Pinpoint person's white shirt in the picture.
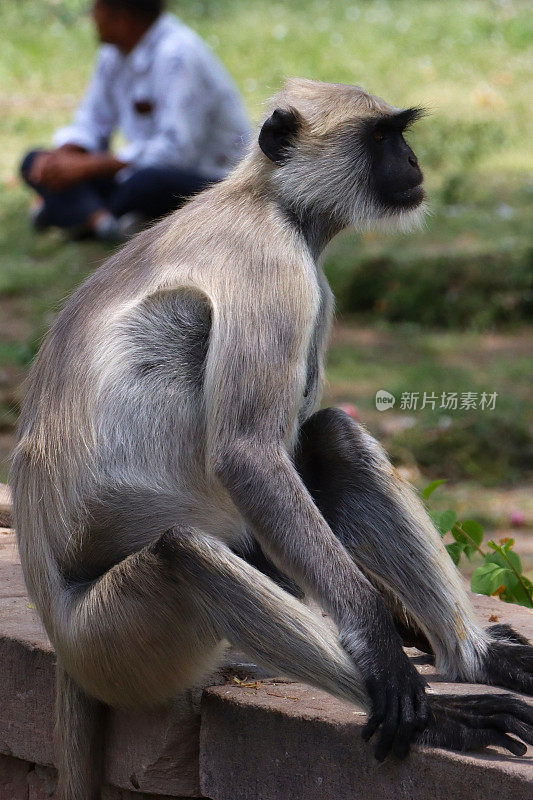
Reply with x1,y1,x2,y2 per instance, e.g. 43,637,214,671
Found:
53,13,250,179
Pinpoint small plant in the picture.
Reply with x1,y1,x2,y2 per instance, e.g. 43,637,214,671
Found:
422,480,533,609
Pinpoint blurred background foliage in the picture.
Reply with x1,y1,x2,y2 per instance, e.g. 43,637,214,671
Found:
0,1,532,536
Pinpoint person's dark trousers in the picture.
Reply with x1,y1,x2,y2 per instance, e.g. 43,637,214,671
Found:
20,149,218,230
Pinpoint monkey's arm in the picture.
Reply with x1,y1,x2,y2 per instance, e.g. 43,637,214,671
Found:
204,292,428,757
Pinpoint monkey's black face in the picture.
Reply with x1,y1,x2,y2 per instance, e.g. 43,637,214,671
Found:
259,100,427,234
365,108,425,212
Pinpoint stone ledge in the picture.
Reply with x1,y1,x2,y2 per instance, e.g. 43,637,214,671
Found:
200,679,533,800
0,753,193,800
2,507,533,798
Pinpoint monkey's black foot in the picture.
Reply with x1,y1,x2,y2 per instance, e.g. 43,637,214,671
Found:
488,623,531,647
417,692,533,757
480,624,533,696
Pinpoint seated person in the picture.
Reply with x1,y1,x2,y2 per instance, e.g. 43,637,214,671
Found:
21,0,250,241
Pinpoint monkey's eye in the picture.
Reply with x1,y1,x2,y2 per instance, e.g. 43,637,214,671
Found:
372,129,386,143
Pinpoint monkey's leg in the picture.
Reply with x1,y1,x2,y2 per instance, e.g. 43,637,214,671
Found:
296,408,533,694
59,524,368,711
369,579,433,655
234,536,305,599
58,525,533,762
240,538,430,648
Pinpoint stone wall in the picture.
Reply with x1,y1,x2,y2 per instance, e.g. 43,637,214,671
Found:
0,754,188,800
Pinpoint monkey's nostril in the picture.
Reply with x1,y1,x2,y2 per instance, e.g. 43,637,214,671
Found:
408,155,418,168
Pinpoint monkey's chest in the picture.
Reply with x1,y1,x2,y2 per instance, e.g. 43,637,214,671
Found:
299,275,332,422
301,339,320,406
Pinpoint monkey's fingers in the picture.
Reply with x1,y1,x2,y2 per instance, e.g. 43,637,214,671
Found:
421,694,533,756
421,716,527,757
435,704,533,748
483,643,533,695
414,688,430,731
460,730,527,756
391,683,430,759
373,690,400,762
479,714,533,746
363,677,429,762
433,693,533,726
361,682,387,743
479,630,533,696
391,692,415,760
504,644,533,671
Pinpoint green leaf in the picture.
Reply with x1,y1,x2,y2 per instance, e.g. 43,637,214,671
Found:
471,562,507,596
485,547,533,608
516,576,533,609
461,520,484,546
421,480,446,500
464,544,477,560
451,521,483,560
499,571,527,605
451,527,473,559
452,525,467,544
485,542,522,574
446,542,464,565
502,580,533,608
429,509,457,536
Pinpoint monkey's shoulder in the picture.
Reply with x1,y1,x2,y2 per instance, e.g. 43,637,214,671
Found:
118,287,212,389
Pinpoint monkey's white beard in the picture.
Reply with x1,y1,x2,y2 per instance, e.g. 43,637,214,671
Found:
349,197,429,235
273,159,429,240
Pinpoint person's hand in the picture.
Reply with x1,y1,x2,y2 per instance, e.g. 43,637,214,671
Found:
28,152,52,186
29,150,91,191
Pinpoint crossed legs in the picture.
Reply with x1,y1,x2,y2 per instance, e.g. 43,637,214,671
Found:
54,525,367,800
20,149,218,232
57,525,367,711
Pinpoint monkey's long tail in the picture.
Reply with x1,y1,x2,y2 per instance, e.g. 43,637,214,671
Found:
55,661,106,800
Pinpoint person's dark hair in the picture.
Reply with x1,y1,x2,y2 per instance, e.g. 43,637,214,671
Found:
100,0,165,23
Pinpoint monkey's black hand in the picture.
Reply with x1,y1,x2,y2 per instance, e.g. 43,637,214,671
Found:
479,624,533,696
417,692,533,756
360,659,428,761
344,616,429,761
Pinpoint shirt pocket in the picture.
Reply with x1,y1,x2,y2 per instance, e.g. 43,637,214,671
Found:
130,75,157,136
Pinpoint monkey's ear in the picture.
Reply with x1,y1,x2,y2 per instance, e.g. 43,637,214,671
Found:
258,108,302,165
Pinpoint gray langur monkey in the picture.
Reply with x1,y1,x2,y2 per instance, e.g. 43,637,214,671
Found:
11,79,533,799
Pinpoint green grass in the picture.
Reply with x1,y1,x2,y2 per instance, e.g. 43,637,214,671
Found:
324,324,533,485
1,1,532,173
1,0,531,299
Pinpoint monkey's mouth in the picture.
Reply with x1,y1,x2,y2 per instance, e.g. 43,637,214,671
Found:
389,184,425,208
